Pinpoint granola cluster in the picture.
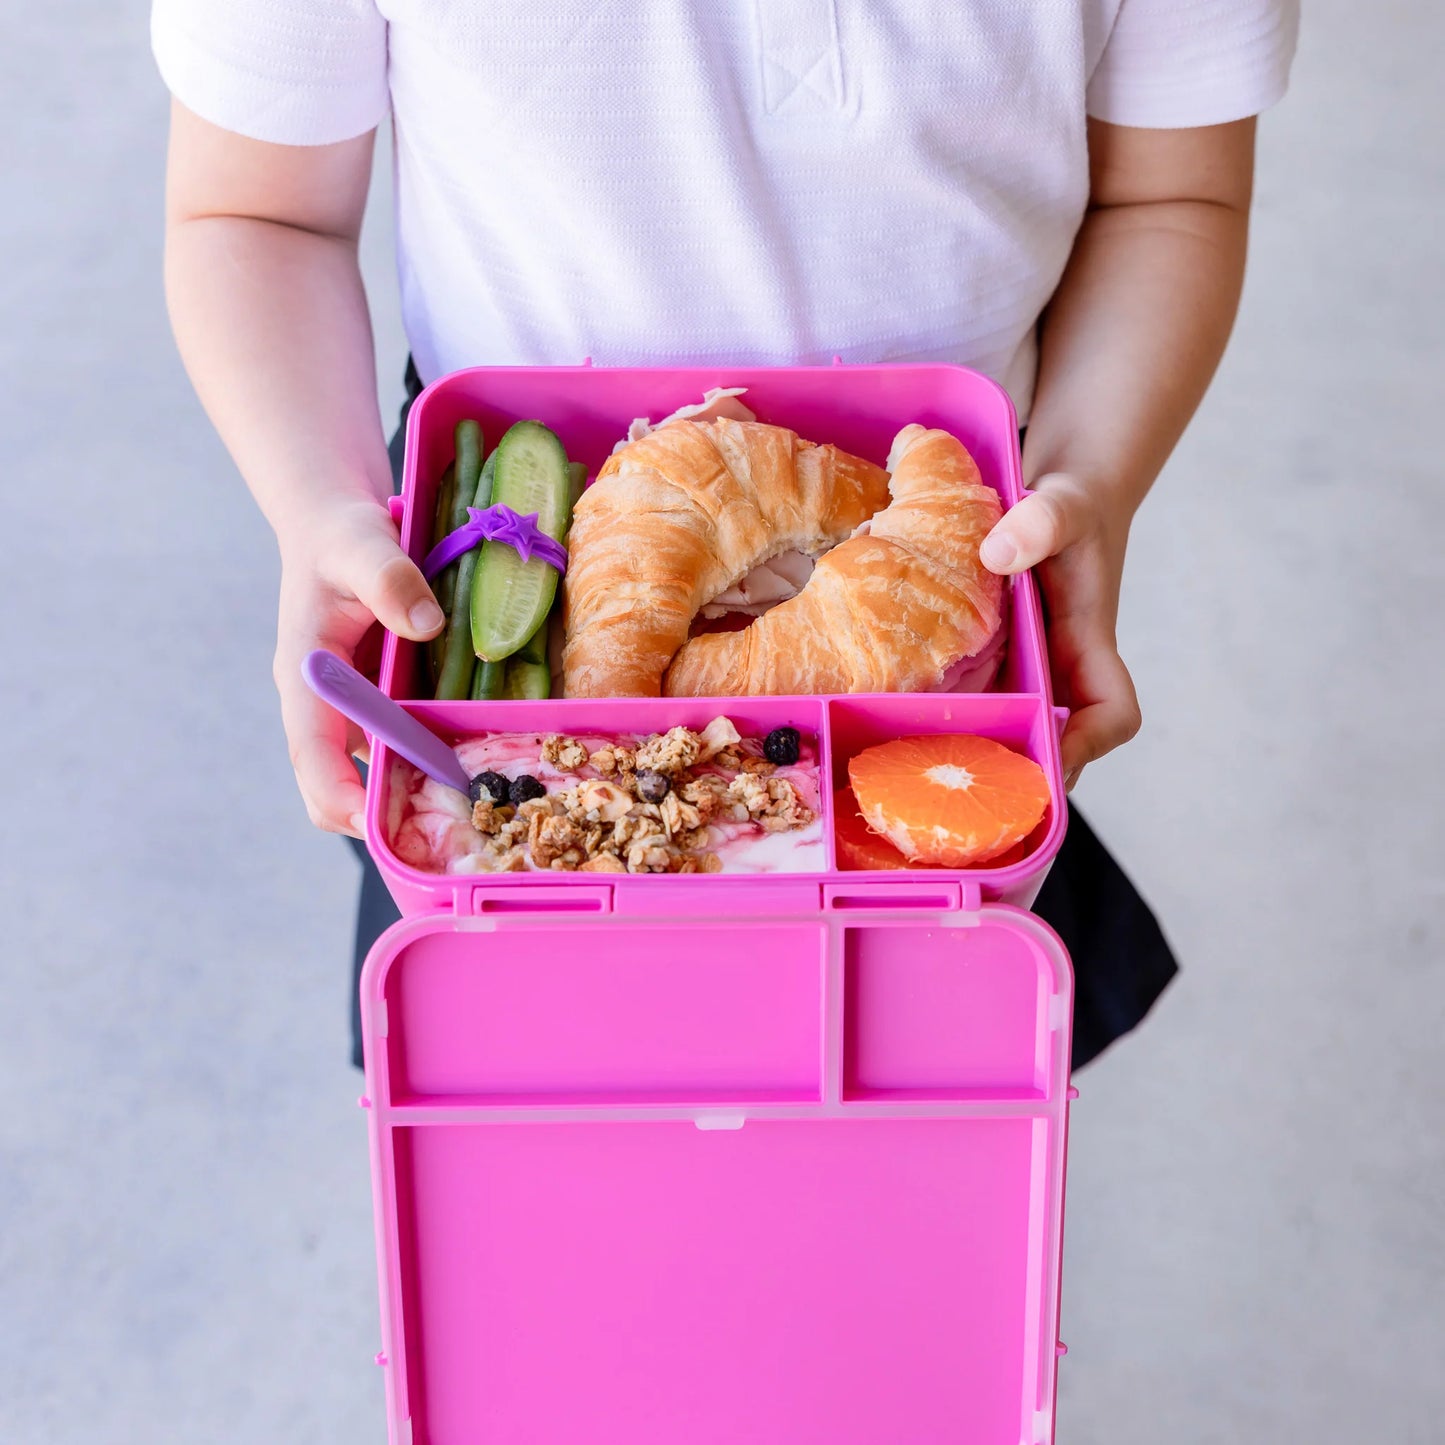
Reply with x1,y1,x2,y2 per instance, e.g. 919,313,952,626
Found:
468,718,813,874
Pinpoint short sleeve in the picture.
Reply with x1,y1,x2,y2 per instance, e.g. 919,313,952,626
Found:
151,0,388,145
1086,0,1301,129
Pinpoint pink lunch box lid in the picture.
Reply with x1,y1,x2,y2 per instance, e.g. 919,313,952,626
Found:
360,898,1073,1445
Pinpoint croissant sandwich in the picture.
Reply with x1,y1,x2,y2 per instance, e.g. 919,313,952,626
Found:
562,419,890,696
561,419,1004,698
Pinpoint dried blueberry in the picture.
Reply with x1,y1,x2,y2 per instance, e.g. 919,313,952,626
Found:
469,771,510,806
636,769,671,803
763,726,801,766
508,774,547,806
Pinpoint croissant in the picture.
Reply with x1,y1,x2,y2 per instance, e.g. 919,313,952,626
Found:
663,425,1003,696
562,419,891,697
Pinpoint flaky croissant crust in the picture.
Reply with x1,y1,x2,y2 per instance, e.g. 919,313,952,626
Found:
562,419,891,697
664,425,1003,697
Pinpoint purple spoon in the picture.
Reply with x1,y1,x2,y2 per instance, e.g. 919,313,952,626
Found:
301,650,472,796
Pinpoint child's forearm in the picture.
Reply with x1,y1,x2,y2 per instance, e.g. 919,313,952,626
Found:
983,119,1256,779
162,105,444,835
164,214,392,546
1022,119,1255,519
1023,201,1248,515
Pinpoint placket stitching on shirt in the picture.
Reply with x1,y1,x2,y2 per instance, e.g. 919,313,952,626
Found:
753,0,846,116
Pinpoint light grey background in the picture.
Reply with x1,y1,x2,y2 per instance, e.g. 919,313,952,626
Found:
2,3,1441,1442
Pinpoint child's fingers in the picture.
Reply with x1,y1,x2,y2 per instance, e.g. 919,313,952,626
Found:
980,473,1094,574
274,649,369,836
994,476,1138,780
336,515,446,641
1058,638,1143,779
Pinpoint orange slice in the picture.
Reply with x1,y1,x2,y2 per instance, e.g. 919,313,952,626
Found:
848,734,1050,868
834,786,912,870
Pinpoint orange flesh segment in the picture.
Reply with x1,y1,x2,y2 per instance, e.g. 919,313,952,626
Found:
833,786,912,870
847,734,1049,868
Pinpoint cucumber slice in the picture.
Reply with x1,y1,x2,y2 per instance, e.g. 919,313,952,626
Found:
470,658,506,700
470,422,572,663
503,657,551,700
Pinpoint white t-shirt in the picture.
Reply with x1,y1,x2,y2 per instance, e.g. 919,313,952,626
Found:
152,0,1298,421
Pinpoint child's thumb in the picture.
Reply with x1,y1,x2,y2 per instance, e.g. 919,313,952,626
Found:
979,473,1093,574
342,522,446,639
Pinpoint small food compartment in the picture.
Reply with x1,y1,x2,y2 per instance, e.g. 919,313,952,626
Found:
841,917,1065,1100
377,919,827,1105
381,362,1045,704
825,693,1064,877
367,695,834,908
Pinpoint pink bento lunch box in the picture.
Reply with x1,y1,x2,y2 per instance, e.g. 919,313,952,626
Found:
357,363,1077,1445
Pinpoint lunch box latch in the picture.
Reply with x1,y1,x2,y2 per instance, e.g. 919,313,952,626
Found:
822,881,981,917
456,883,614,919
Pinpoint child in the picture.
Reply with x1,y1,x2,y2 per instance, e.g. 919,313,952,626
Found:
153,0,1298,1067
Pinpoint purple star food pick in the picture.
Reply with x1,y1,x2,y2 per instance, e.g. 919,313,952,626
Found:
421,504,569,581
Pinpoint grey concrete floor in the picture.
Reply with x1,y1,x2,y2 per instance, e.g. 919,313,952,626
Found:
2,3,1442,1442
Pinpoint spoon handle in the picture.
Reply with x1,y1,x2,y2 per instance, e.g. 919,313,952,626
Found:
301,651,472,796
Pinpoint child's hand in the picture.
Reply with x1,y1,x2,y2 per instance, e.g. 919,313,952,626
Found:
274,499,445,837
162,105,440,837
980,473,1141,791
980,119,1257,790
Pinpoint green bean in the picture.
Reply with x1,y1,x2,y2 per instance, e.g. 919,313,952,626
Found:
426,463,458,685
471,432,497,511
452,422,484,522
433,463,458,545
429,438,482,683
470,658,506,700
502,657,550,700
514,619,548,668
433,429,491,700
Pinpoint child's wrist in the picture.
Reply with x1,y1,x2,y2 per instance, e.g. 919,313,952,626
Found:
1026,459,1139,530
1025,451,1149,532
273,501,381,579
271,481,394,559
